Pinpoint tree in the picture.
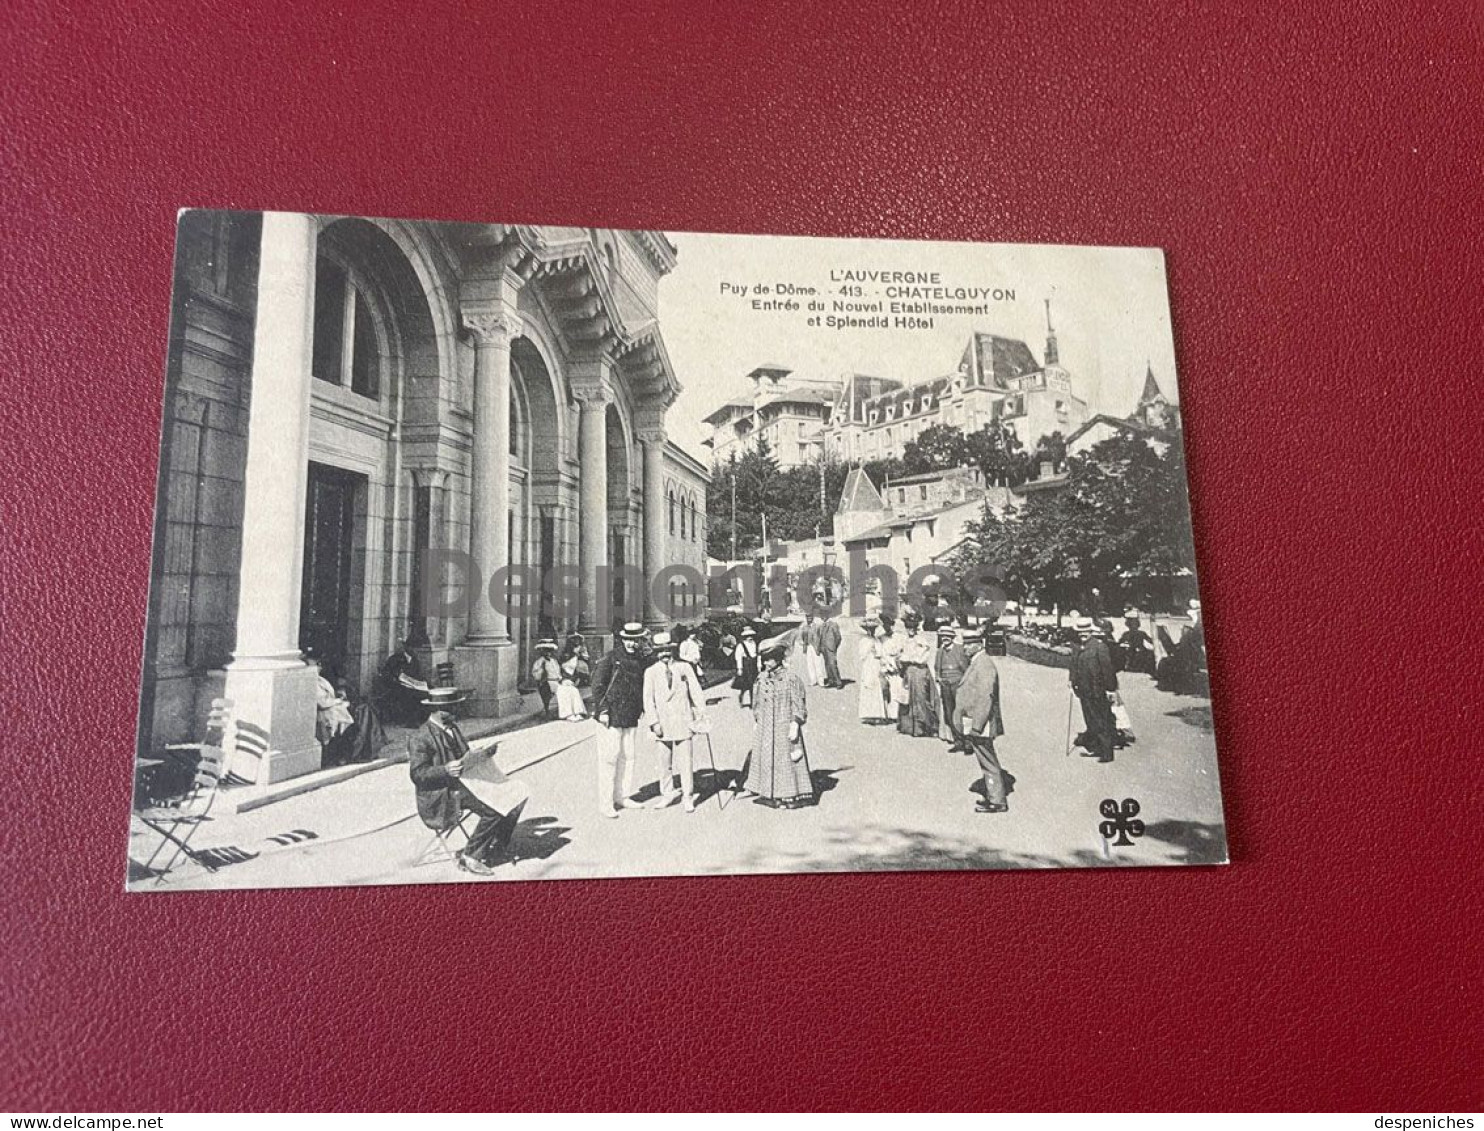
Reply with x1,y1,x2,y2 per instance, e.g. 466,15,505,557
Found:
964,423,1025,486
901,423,969,474
706,440,781,559
945,425,1195,618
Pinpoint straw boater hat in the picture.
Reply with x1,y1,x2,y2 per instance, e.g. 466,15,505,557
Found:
651,631,676,653
617,621,647,641
536,637,557,651
740,626,758,639
1073,617,1096,634
421,686,468,708
937,624,958,639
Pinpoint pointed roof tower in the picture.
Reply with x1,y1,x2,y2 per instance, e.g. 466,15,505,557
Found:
1044,298,1059,367
836,466,887,515
1138,360,1162,406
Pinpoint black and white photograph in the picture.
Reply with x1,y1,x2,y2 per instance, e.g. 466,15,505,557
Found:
128,212,1226,889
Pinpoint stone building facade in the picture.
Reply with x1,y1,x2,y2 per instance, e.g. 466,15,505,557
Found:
661,440,710,619
701,313,1089,473
141,211,695,783
701,364,848,468
1066,364,1180,459
827,320,1088,464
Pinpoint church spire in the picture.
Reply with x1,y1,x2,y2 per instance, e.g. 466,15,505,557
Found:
1044,298,1059,366
1139,359,1162,405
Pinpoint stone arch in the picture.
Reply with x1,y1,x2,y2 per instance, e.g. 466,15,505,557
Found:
511,336,563,472
315,217,457,426
301,218,456,688
604,402,635,619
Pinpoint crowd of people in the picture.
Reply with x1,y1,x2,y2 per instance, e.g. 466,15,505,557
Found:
386,595,1203,876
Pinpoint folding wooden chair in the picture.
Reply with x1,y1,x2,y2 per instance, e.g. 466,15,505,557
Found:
412,811,474,868
135,740,229,882
224,719,273,785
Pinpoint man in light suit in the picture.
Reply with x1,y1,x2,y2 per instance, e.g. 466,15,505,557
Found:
955,629,1009,813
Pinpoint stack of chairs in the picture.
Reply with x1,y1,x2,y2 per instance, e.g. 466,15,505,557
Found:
135,698,233,882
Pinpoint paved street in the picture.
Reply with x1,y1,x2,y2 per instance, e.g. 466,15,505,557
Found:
132,624,1226,890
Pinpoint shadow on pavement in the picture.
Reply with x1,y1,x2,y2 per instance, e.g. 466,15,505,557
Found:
726,823,1124,874
507,815,570,863
1165,704,1214,731
1139,818,1228,864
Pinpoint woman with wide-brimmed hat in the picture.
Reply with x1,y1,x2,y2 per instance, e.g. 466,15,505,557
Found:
733,625,760,708
530,637,562,720
740,634,814,808
895,606,940,738
856,618,889,724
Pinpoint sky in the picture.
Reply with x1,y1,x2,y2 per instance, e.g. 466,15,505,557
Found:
657,231,1181,461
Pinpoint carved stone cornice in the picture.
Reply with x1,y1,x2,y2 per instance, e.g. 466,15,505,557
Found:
572,385,612,409
409,466,451,490
462,310,515,346
568,350,616,407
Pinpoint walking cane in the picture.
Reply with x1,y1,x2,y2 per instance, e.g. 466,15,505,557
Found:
698,731,729,812
1065,685,1076,757
795,728,817,799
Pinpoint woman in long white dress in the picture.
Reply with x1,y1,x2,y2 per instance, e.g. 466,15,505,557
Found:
857,623,890,724
555,650,588,720
879,616,905,720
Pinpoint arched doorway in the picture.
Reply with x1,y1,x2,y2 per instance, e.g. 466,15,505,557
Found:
605,403,635,625
300,218,443,695
509,337,562,680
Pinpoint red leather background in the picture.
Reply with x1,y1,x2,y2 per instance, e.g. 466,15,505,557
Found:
3,0,1482,1112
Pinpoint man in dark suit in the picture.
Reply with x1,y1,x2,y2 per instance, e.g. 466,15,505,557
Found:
818,613,843,688
955,629,1008,813
408,687,528,875
1070,618,1119,763
933,624,969,752
373,639,430,726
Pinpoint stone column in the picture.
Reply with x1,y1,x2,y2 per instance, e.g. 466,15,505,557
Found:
639,428,667,628
222,211,321,784
451,304,521,717
465,313,513,643
576,389,610,636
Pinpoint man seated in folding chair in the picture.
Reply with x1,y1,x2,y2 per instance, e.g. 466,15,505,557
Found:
408,686,531,876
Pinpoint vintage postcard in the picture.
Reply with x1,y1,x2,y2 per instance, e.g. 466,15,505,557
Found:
128,211,1226,890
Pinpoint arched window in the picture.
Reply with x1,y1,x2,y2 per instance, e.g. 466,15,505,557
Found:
312,256,380,399
668,489,676,535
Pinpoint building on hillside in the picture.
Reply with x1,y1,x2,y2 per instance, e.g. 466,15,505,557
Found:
1066,363,1181,459
770,465,1012,605
825,306,1089,463
837,467,1014,583
142,212,690,785
700,364,848,468
701,308,1093,474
